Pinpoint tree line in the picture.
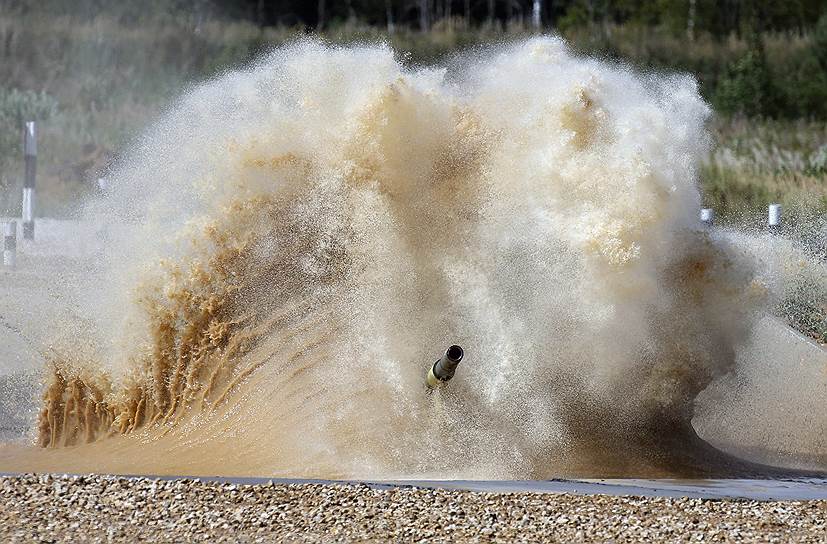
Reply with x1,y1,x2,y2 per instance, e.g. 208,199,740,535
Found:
3,0,826,37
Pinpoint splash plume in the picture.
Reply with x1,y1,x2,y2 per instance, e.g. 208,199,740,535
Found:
34,37,776,478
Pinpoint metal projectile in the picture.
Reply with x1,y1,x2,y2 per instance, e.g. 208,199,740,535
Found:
426,345,464,389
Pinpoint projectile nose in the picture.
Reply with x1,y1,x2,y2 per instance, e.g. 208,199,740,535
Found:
446,345,463,362
426,345,465,389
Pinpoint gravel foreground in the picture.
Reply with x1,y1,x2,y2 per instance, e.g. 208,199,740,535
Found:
1,474,826,543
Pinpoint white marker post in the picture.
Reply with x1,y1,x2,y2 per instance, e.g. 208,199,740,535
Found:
22,121,37,240
700,208,714,227
768,203,782,232
532,0,542,29
3,221,16,268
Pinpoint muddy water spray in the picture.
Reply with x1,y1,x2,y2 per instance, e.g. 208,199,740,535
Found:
34,38,772,478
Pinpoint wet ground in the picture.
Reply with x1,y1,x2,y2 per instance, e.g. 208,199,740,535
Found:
389,477,827,500
3,471,826,500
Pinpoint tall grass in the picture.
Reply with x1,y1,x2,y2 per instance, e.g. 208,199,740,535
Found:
702,118,827,221
0,9,823,343
0,10,824,222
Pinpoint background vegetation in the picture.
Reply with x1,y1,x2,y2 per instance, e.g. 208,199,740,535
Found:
2,0,826,217
0,0,824,340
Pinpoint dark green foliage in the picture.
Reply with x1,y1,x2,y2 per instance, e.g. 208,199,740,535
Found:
780,49,827,119
713,48,777,117
0,88,58,215
0,88,58,176
814,11,827,72
1,0,826,35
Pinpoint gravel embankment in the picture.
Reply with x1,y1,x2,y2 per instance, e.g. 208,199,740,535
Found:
1,474,825,543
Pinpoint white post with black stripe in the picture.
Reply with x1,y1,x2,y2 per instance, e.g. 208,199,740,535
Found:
3,221,16,268
700,208,714,227
22,121,36,241
768,203,782,233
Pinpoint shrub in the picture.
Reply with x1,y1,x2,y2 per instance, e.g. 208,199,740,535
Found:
713,48,777,117
814,11,827,72
0,88,59,185
778,49,827,119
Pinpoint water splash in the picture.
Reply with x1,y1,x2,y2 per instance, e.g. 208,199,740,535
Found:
22,38,805,478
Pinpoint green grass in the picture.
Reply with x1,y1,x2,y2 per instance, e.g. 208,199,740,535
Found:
0,10,823,343
0,10,824,224
702,118,827,222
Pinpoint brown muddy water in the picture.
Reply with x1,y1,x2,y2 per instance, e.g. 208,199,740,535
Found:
0,39,826,489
